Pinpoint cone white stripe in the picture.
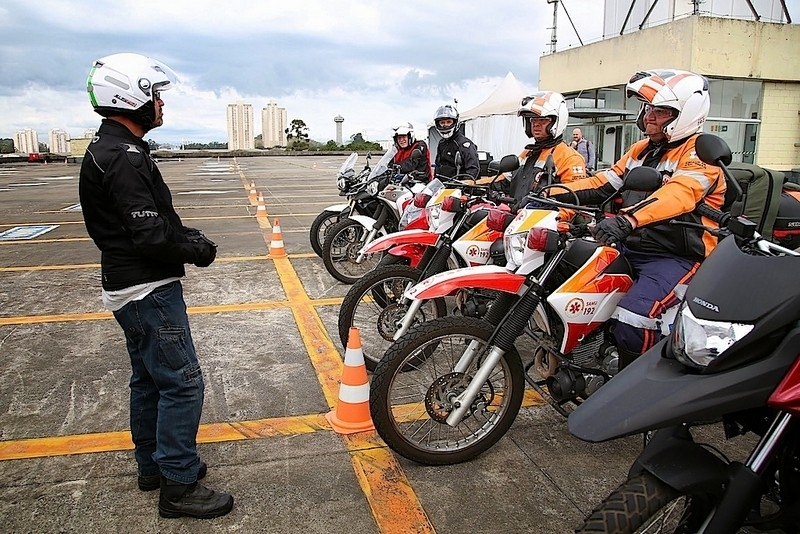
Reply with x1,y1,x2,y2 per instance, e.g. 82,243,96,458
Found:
338,383,370,403
344,347,365,366
270,239,284,247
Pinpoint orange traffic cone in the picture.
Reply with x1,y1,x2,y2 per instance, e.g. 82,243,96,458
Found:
256,193,267,217
248,181,257,203
268,218,287,257
326,327,375,434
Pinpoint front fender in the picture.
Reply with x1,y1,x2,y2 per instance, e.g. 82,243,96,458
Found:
348,214,382,233
361,229,439,254
405,265,526,300
323,203,350,213
629,426,728,496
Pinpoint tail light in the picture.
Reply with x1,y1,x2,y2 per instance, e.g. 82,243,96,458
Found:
487,209,514,232
442,196,465,213
414,193,431,208
527,227,559,252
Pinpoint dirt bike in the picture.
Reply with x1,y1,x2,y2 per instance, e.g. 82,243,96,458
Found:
368,167,666,465
336,167,516,371
322,147,429,284
569,133,800,533
309,152,372,257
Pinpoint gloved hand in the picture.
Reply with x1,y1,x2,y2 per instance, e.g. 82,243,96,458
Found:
592,215,634,246
186,229,217,267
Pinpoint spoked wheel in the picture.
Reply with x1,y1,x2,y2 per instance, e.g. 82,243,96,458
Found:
310,209,347,257
576,473,715,533
321,218,384,284
338,264,447,371
369,316,524,465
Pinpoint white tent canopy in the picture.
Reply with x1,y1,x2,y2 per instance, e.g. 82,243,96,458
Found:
459,72,534,160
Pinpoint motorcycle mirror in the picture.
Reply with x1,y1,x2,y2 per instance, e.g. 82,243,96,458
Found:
620,167,662,192
487,154,520,176
694,133,743,201
542,154,556,186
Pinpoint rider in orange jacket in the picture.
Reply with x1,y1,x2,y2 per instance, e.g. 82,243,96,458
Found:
492,91,587,198
555,69,726,369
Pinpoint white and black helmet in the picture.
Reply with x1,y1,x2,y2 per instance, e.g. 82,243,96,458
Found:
87,52,177,128
626,69,710,142
517,91,569,140
434,105,459,138
392,122,415,148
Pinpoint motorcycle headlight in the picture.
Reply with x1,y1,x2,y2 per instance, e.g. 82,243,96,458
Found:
367,181,379,196
337,178,347,191
504,231,527,267
426,203,443,231
671,303,754,368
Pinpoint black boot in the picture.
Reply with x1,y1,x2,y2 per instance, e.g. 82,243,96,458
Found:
158,477,234,519
618,347,641,372
139,461,207,492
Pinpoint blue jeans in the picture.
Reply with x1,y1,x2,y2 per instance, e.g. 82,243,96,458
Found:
112,280,205,484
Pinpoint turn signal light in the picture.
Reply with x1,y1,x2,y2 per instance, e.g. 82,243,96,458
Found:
487,209,514,232
414,193,431,208
527,227,559,252
442,196,465,213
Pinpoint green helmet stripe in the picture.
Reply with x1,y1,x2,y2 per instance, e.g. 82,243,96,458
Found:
87,66,98,107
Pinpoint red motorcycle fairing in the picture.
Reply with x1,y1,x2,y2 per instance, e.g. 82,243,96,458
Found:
768,354,800,415
387,244,428,268
405,265,527,300
361,229,440,254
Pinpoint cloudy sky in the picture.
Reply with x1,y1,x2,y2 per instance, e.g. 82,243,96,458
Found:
1,0,796,146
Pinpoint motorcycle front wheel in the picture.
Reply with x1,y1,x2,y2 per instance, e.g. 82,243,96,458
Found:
338,264,448,371
310,209,348,257
576,473,714,533
370,316,524,465
321,218,384,284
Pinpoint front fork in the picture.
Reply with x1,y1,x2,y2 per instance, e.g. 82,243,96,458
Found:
355,205,389,263
392,245,451,341
443,249,565,427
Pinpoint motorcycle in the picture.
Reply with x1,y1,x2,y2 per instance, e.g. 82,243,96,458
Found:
309,152,372,257
569,134,800,533
368,167,665,465
336,172,513,370
321,147,429,284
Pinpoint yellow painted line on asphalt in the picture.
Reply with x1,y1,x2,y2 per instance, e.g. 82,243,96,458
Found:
0,297,345,326
270,255,435,534
0,414,329,461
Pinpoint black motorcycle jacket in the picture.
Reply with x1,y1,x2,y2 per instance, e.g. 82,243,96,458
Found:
79,119,211,290
435,131,480,180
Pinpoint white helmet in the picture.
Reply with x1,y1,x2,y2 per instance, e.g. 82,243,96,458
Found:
87,52,177,128
433,105,459,138
517,91,569,140
626,69,710,142
392,122,415,148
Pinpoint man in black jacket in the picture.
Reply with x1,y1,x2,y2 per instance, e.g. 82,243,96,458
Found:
432,105,480,180
79,53,233,519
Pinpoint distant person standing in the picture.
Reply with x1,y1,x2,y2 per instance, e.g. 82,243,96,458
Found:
79,53,233,519
571,127,596,172
432,105,480,180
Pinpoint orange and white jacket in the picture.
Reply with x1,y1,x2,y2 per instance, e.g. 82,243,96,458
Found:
560,134,726,261
519,141,587,184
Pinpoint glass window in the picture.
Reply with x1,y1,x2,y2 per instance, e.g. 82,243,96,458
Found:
707,79,762,119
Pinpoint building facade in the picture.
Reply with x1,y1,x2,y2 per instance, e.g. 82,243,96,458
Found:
227,101,255,150
261,101,288,148
539,1,799,171
334,115,344,145
13,129,39,154
49,129,70,155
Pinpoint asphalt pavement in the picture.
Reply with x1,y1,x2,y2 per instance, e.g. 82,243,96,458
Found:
0,154,735,534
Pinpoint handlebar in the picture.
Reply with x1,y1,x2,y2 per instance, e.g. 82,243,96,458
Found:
695,203,730,227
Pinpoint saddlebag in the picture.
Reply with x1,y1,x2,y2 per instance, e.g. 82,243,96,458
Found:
727,162,783,237
772,185,800,251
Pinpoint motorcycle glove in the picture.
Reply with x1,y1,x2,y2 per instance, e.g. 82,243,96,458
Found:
186,230,218,267
592,215,634,246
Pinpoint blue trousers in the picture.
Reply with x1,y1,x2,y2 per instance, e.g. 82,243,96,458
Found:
112,281,205,484
613,248,700,356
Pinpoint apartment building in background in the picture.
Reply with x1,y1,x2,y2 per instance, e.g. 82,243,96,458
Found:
49,129,70,155
227,101,255,150
539,0,799,171
13,129,39,154
262,100,288,148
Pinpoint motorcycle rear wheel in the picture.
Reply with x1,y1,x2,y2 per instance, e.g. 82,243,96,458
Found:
576,473,714,533
338,264,447,371
322,218,384,284
310,209,347,257
370,316,524,465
